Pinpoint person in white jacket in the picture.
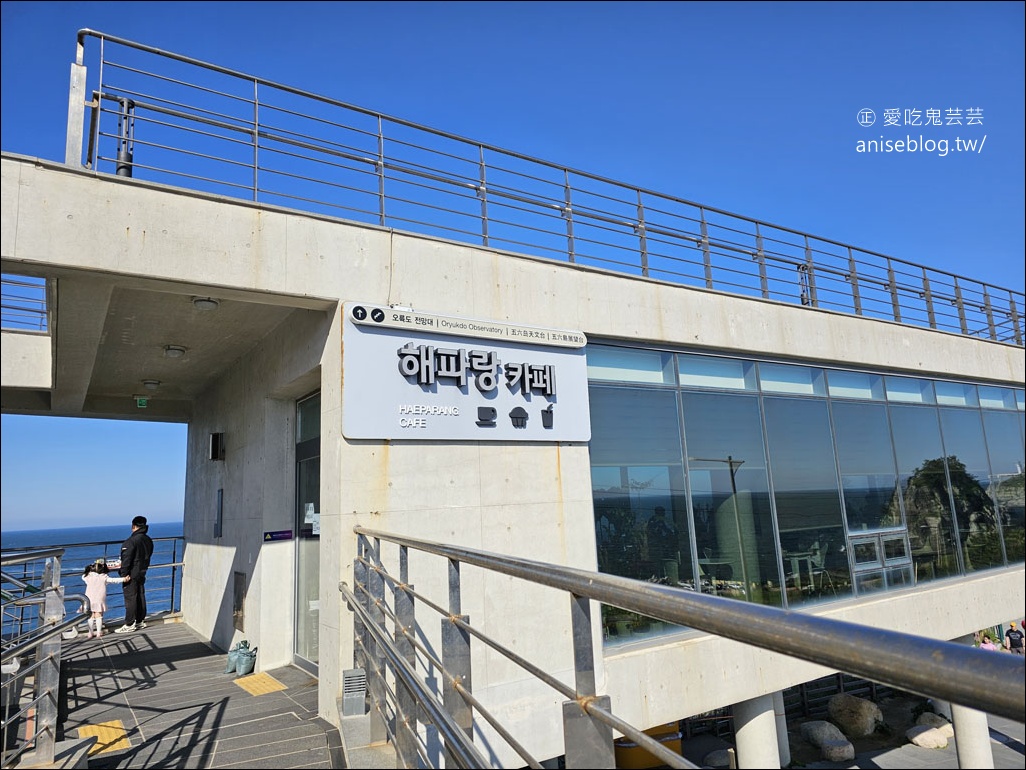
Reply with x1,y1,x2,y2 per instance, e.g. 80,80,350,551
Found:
82,559,128,638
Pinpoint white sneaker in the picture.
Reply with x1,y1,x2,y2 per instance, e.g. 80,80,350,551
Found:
135,622,147,630
114,624,136,634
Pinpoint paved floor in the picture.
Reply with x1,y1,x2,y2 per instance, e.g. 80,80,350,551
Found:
59,620,342,769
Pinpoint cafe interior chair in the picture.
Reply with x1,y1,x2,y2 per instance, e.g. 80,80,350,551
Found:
810,541,836,595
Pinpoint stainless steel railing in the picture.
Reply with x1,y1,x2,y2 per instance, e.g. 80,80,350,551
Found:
345,526,1024,769
1,550,87,768
64,29,1022,347
2,537,184,637
0,276,48,332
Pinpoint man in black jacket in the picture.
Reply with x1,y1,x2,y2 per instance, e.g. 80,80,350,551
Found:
114,515,154,633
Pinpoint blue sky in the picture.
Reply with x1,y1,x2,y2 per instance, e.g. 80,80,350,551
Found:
1,1,1024,531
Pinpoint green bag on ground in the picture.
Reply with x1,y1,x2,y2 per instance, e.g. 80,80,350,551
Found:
235,646,257,676
225,640,249,674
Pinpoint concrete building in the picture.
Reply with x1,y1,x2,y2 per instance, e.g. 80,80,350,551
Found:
2,32,1023,767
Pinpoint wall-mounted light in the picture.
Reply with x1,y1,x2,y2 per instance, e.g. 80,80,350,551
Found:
164,344,187,359
142,379,161,391
192,297,220,311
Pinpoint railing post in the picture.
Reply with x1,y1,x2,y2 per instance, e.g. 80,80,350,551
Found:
887,259,902,323
377,117,387,227
479,147,489,248
700,209,713,288
367,538,389,744
982,287,997,341
170,538,179,613
953,278,969,335
754,223,769,299
394,545,419,768
65,56,88,167
636,191,649,277
353,536,369,675
847,247,863,316
252,80,260,201
564,170,576,264
921,267,937,329
563,593,614,769
1008,292,1022,346
441,558,473,766
33,557,65,766
802,236,818,307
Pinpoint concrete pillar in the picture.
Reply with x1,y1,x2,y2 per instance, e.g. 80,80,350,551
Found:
942,633,994,769
734,693,780,769
950,703,994,769
772,690,791,767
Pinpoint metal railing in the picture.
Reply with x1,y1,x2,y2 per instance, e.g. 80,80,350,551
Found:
2,537,184,639
345,526,1024,769
0,276,48,332
1,550,87,768
64,30,1023,347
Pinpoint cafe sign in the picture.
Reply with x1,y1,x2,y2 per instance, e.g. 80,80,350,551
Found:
342,303,591,441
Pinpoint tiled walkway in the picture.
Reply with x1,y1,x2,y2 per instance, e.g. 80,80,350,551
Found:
59,621,341,769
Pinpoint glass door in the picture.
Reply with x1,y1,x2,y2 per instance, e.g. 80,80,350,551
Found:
295,392,321,672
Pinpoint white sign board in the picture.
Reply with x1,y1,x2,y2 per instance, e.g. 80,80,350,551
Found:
342,303,591,441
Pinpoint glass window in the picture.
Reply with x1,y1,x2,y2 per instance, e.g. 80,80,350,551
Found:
297,392,321,442
854,570,887,594
1017,390,1025,411
853,541,879,564
982,410,1025,563
678,354,756,391
827,370,884,400
832,401,903,532
934,381,979,407
682,392,778,606
883,537,908,561
763,397,852,605
978,386,1016,410
885,376,935,404
587,345,674,385
890,405,960,581
939,408,1003,572
759,363,825,396
589,385,692,643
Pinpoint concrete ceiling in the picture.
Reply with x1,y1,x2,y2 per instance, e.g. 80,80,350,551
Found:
1,265,332,422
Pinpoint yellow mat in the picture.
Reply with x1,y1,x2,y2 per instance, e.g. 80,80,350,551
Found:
234,671,287,696
77,719,131,755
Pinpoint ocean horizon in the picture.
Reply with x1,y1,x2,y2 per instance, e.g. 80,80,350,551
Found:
2,521,185,633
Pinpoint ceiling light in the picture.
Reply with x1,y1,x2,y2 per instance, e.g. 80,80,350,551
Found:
142,379,161,391
192,297,220,311
164,344,187,359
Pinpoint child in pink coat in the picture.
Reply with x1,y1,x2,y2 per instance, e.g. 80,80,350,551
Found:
82,559,128,638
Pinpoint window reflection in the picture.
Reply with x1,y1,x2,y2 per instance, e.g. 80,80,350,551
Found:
832,402,904,532
589,386,691,642
586,345,1023,638
763,397,853,605
683,392,779,607
939,408,1003,572
982,410,1025,563
889,406,962,582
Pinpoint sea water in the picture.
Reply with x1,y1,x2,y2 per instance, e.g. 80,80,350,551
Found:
2,521,184,631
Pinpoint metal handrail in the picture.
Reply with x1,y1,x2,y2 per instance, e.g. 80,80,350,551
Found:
352,527,1024,739
0,276,48,332
0,551,72,768
64,30,1023,347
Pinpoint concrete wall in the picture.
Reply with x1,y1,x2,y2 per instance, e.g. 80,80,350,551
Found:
0,330,50,388
3,155,1024,763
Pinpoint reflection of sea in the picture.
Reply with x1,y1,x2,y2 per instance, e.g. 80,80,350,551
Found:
2,522,184,631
